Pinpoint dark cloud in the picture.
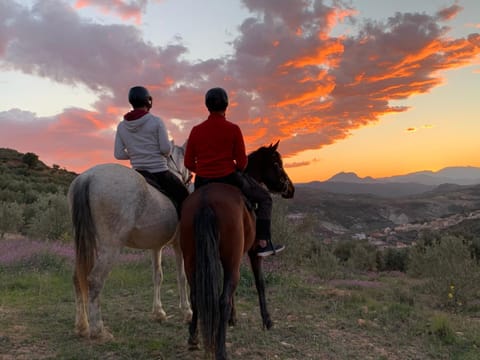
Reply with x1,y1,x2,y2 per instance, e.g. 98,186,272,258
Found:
436,4,462,21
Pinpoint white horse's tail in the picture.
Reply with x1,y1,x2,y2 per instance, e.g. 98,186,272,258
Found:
70,176,97,303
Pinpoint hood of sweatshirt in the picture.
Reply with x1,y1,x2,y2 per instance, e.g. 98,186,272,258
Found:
122,110,151,132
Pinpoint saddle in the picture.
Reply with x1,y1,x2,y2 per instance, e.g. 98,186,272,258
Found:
200,180,256,214
137,170,180,216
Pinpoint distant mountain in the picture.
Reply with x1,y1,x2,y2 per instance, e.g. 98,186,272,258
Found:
302,166,480,197
327,172,376,183
327,166,480,186
377,167,480,186
301,181,435,198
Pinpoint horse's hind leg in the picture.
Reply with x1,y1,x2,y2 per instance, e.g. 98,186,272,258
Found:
187,284,199,350
88,247,119,341
217,271,239,360
172,233,193,322
228,295,237,326
73,269,89,337
151,248,167,321
248,251,272,330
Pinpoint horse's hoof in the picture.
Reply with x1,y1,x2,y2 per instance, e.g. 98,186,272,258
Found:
90,328,114,342
263,319,273,330
74,326,89,338
152,310,168,322
188,338,199,351
183,309,193,323
188,343,200,351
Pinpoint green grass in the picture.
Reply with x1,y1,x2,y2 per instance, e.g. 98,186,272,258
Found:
1,252,480,359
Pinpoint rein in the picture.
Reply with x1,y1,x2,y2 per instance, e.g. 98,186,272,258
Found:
273,162,291,197
280,177,291,197
169,154,192,186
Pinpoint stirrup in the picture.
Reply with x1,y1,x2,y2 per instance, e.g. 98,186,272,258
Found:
257,240,285,257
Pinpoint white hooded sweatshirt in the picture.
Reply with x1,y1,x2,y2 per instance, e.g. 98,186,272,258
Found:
114,112,171,173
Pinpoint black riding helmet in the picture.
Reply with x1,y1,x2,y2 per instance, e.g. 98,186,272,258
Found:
205,87,228,112
128,86,152,109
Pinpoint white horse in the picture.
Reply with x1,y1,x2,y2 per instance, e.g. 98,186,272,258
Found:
68,144,192,341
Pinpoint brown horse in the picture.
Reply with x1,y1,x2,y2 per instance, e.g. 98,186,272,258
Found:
180,141,295,359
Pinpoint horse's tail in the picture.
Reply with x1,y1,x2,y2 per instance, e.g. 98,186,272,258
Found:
194,204,221,354
70,176,97,304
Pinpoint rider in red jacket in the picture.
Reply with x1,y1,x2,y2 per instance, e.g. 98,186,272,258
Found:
184,87,284,257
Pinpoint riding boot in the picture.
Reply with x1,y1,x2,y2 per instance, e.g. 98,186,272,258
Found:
256,219,285,257
256,218,271,242
174,202,182,220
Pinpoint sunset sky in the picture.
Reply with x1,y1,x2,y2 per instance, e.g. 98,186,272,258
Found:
1,0,479,182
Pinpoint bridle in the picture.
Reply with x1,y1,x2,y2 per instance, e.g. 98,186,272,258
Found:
274,161,291,197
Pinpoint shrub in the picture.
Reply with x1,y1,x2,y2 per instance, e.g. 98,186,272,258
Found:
347,241,377,271
408,235,480,309
333,239,357,263
25,193,72,241
271,198,296,246
308,240,339,279
377,247,409,272
429,314,456,345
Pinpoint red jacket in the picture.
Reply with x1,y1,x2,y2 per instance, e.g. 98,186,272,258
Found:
184,113,248,178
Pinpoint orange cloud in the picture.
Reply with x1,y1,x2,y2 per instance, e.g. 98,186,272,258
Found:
74,0,146,24
282,40,344,68
285,160,310,168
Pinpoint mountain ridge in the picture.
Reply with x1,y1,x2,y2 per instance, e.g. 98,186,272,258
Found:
325,166,480,186
300,166,480,197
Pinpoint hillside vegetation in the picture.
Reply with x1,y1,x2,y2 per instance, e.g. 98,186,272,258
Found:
0,148,77,239
0,148,76,202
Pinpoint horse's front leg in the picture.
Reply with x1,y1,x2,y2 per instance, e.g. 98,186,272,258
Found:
172,231,193,322
248,250,273,330
151,248,167,321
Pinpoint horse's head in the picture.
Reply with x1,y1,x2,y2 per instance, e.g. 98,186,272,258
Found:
168,141,193,190
246,141,295,199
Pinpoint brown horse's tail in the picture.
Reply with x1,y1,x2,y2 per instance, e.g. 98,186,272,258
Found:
194,204,221,354
70,176,97,305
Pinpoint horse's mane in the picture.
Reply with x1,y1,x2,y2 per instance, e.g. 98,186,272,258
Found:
248,144,275,161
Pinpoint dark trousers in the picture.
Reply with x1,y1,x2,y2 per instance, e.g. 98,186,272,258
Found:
137,169,189,217
195,172,272,240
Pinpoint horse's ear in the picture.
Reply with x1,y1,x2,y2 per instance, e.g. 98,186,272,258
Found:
271,140,279,151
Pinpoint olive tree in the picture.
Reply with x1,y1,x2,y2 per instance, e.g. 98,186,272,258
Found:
0,201,24,238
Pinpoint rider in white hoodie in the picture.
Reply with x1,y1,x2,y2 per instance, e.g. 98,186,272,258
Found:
114,86,189,217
